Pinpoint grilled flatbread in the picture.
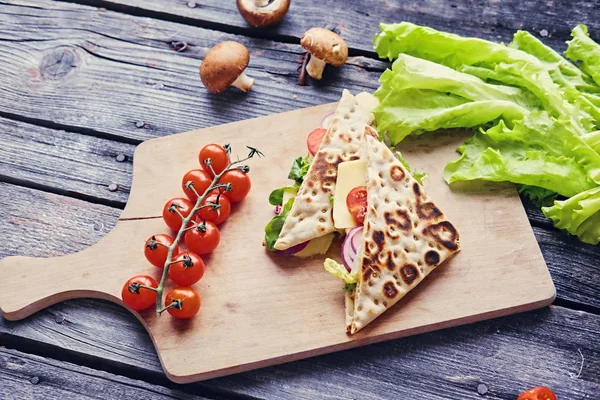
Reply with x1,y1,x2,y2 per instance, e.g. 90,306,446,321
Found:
274,90,374,250
346,135,460,334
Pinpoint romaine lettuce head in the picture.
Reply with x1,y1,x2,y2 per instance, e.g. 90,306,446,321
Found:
543,187,600,245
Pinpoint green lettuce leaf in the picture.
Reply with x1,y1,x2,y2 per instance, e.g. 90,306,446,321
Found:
323,258,357,285
374,22,586,134
264,198,294,251
380,54,542,108
444,112,600,196
510,30,597,89
542,187,600,245
510,30,599,129
288,155,311,184
517,185,557,207
373,54,537,143
375,89,527,144
268,186,298,206
566,25,600,86
583,130,600,153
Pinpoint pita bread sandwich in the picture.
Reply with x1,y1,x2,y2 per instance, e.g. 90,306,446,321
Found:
264,90,378,256
325,134,460,333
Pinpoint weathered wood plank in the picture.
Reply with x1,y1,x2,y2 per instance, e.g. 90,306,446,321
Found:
1,183,599,399
536,228,600,310
0,348,213,400
0,183,120,258
79,0,600,54
0,116,134,205
0,0,384,142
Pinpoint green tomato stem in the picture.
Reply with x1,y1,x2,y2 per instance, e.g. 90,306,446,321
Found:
158,299,181,315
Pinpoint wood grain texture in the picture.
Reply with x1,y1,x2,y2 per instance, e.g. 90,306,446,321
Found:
0,105,554,382
79,0,600,54
0,116,134,206
0,183,597,398
0,0,598,396
0,348,213,400
0,0,384,142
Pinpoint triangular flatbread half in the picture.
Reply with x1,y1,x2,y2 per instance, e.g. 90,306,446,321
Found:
274,90,373,250
346,135,460,334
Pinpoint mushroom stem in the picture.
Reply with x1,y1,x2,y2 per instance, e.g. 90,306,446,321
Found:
231,72,255,92
305,55,327,80
255,0,269,6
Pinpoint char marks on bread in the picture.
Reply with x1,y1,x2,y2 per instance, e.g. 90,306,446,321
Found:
346,135,460,334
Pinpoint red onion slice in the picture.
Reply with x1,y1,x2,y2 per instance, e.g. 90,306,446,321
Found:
341,226,363,272
351,228,362,254
274,241,308,256
321,112,335,129
274,204,282,216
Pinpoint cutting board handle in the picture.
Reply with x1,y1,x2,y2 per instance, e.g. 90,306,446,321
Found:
0,224,126,321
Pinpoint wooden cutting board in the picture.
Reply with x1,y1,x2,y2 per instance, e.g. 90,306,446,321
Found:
0,102,555,383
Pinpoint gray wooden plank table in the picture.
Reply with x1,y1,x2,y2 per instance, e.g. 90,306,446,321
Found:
0,1,599,399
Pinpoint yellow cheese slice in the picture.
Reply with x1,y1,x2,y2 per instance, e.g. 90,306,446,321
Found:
292,233,335,258
333,159,367,229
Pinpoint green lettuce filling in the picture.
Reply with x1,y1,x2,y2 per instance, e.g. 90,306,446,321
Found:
264,198,295,251
264,155,312,251
324,258,357,291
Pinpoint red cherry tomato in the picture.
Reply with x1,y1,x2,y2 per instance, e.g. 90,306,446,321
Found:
168,252,205,286
219,170,251,203
182,169,213,202
165,287,201,319
162,197,194,231
144,234,180,268
196,193,231,225
199,144,229,176
184,221,220,255
346,186,368,225
307,128,327,156
121,275,158,311
517,387,557,400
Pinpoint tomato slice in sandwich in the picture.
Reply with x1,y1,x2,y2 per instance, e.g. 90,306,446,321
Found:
307,128,327,156
346,186,367,225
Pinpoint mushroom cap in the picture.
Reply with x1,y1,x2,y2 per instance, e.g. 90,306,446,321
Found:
200,41,250,93
236,0,290,28
300,28,348,67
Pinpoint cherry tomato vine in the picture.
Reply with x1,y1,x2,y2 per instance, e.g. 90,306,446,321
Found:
122,143,263,318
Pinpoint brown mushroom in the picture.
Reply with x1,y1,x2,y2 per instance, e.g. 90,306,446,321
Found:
236,0,290,28
200,41,255,93
300,28,348,80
